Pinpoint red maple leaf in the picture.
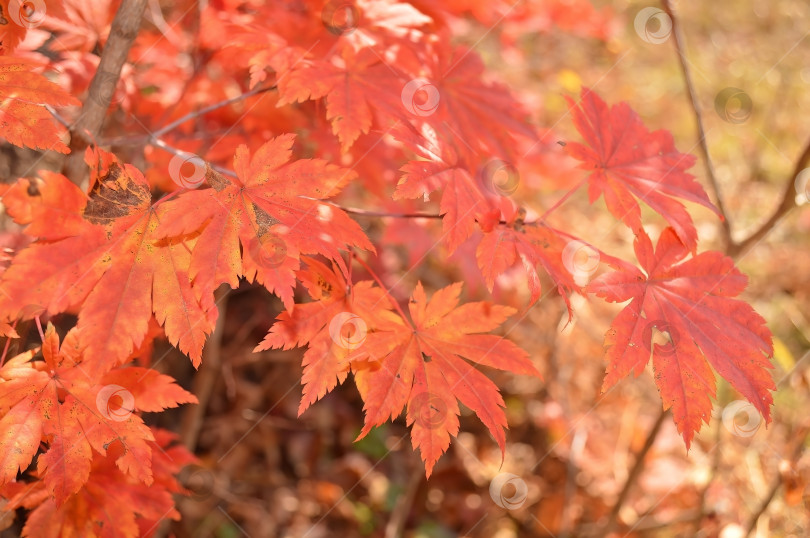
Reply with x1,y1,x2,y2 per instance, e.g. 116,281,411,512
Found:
588,227,775,447
565,88,721,251
276,48,406,152
0,56,79,153
353,282,540,476
155,134,373,312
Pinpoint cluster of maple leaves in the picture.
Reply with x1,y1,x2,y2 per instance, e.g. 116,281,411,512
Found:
0,0,776,536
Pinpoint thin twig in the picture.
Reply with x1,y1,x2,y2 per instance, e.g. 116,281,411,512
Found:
729,135,810,257
744,434,807,536
62,0,149,185
662,0,733,248
604,408,669,533
691,417,723,534
384,462,422,538
150,85,277,139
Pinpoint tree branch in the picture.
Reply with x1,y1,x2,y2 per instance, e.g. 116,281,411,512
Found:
662,0,733,248
744,433,807,535
62,0,148,185
728,135,810,257
604,408,669,533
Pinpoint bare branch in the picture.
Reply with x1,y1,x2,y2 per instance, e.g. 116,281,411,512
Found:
62,0,149,185
662,0,733,248
729,135,810,257
604,408,669,533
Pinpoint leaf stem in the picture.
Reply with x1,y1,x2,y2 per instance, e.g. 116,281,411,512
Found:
0,320,18,366
539,177,587,221
350,251,412,326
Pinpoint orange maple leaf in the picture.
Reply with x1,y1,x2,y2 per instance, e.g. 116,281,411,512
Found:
0,56,79,153
353,282,540,477
0,324,197,505
1,428,196,538
0,148,213,372
588,227,775,448
255,257,402,415
155,134,373,312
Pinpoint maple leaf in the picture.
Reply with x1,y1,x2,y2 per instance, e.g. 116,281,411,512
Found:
476,223,580,308
2,427,196,538
588,228,775,447
394,124,499,254
565,88,721,251
155,134,373,312
1,172,87,240
0,148,213,372
277,48,405,152
0,325,196,505
412,41,536,161
0,56,79,153
353,282,540,477
255,257,401,415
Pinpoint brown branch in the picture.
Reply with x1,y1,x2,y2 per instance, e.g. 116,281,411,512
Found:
180,285,229,451
728,135,810,257
744,433,807,535
662,0,733,248
62,0,148,185
384,462,422,538
604,408,669,533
